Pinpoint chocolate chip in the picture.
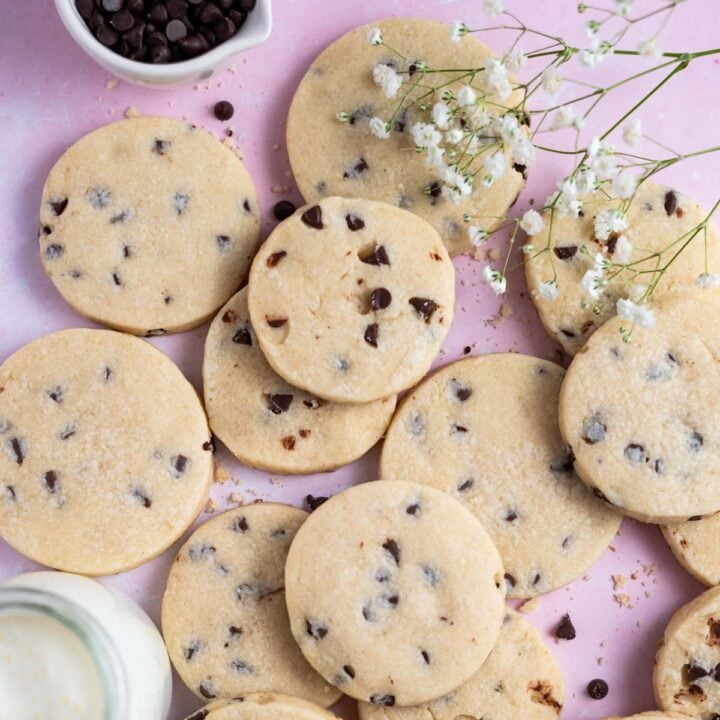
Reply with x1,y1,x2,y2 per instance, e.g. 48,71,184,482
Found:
184,639,203,661
342,664,356,679
303,398,326,409
364,323,379,347
306,619,328,639
422,565,441,586
265,393,293,414
555,613,576,640
110,9,134,31
232,327,252,345
45,243,65,259
243,198,252,213
129,486,152,508
233,516,249,533
554,245,577,260
96,23,120,45
43,471,59,493
171,454,189,477
8,437,25,465
173,192,189,214
203,438,215,452
149,44,172,63
383,593,399,607
145,329,166,337
505,510,519,523
684,663,709,683
305,495,328,512
273,201,296,221
550,449,575,473
112,272,122,286
425,181,441,204
110,209,132,224
214,100,234,121
450,423,468,434
266,251,287,268
624,443,648,464
582,414,606,444
370,288,392,310
664,190,678,216
47,386,64,404
409,297,438,322
531,573,542,586
370,694,395,707
360,245,390,266
606,234,619,255
301,205,323,229
362,604,376,622
689,432,704,452
587,679,608,700
457,478,474,492
216,235,231,253
266,317,287,328
88,187,111,209
282,435,296,450
346,214,365,231
230,659,254,675
450,379,472,401
214,16,237,42
382,539,401,565
49,197,68,216
198,681,216,699
562,535,573,549
165,18,188,41
58,425,77,441
343,157,369,179
421,650,431,664
406,502,421,516
513,163,528,180
504,573,516,588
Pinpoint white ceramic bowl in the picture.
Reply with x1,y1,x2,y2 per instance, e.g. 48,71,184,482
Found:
55,0,272,88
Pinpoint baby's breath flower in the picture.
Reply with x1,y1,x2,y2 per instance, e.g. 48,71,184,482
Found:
615,0,632,19
483,0,504,18
505,47,527,73
696,273,720,289
483,266,507,295
522,243,534,254
511,137,536,167
594,208,628,241
468,225,489,247
484,58,512,100
373,63,402,99
367,27,383,46
614,234,633,264
538,280,559,300
591,154,618,181
638,37,661,58
575,168,598,194
611,171,637,199
541,67,563,96
588,136,613,158
483,152,507,186
445,128,464,145
520,209,544,236
617,298,655,328
622,118,643,146
431,102,452,129
495,113,520,143
425,144,446,169
469,105,491,131
550,106,577,130
411,122,442,149
457,85,478,107
585,19,600,37
628,283,647,302
450,21,469,43
581,268,606,299
369,117,390,140
580,39,607,68
336,111,351,123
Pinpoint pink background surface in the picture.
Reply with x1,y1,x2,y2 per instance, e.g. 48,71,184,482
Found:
1,1,719,718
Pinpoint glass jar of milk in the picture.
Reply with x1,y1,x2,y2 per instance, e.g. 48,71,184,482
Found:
0,571,172,720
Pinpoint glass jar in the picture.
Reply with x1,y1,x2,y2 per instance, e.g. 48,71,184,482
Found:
0,572,172,720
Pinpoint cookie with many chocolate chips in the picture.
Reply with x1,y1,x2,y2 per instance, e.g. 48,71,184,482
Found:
39,117,260,335
380,353,621,598
203,288,395,473
662,515,720,587
0,329,212,574
559,296,720,523
287,18,525,256
524,181,720,355
654,585,720,717
183,693,341,720
358,610,564,720
284,480,506,706
162,504,341,705
247,197,454,404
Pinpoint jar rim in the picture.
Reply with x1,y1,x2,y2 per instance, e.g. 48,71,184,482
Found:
0,586,130,720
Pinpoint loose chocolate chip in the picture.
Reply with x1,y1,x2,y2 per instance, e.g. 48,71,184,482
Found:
664,190,678,216
554,245,578,260
555,613,576,640
265,393,293,414
233,516,249,533
43,471,59,493
45,244,65,260
282,435,296,450
689,432,704,452
370,694,395,707
88,187,111,209
110,9,134,31
587,679,609,700
360,245,390,266
266,317,287,328
306,619,328,639
171,454,189,477
214,100,234,121
198,681,216,699
49,197,69,216
266,251,287,267
96,23,120,45
370,288,392,310
504,573,516,588
364,323,379,347
450,379,472,401
343,157,369,179
346,214,365,231
301,205,323,229
582,414,606,444
383,539,401,565
273,201,296,221
232,327,252,345
409,297,438,322
624,443,648,464
129,486,152,508
305,495,328,512
184,640,203,661
457,478,474,492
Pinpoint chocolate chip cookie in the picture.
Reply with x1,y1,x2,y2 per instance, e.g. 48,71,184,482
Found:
381,353,621,598
358,610,564,720
0,329,213,574
284,479,506,706
203,288,396,473
663,514,720,587
559,296,720,523
162,504,341,705
40,117,260,335
287,18,524,256
247,197,454,404
183,692,341,720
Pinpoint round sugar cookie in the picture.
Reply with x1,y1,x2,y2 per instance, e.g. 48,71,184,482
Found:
559,296,720,523
654,585,720,717
358,610,564,720
603,714,691,720
287,18,525,256
524,182,720,355
183,693,340,720
0,329,213,574
203,288,396,473
247,197,454,404
662,515,720,587
380,353,620,598
162,504,341,705
39,116,261,335
284,479,506,706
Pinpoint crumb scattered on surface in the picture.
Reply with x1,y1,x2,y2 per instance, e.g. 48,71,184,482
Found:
228,492,245,505
612,574,627,590
214,462,230,484
204,497,217,514
106,78,119,90
269,477,283,486
518,597,541,614
485,303,514,329
273,143,281,151
271,184,290,193
614,592,634,609
124,106,141,118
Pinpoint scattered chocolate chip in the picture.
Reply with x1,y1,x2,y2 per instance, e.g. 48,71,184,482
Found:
216,235,231,252
370,288,392,310
305,495,328,512
554,245,578,260
346,214,365,231
360,245,390,266
129,486,152,508
555,613,576,640
281,435,296,450
214,100,234,121
513,163,528,180
306,619,328,639
664,190,678,216
587,679,608,700
582,414,606,444
450,378,472,401
171,454,189,477
273,201,296,221
49,198,69,216
409,297,438,322
370,694,395,707
232,327,252,345
343,157,369,179
265,393,293,414
364,323,379,347
8,437,25,465
45,243,65,260
266,251,287,268
624,443,648,464
233,516,249,533
184,639,203,661
266,317,287,328
301,205,323,229
198,681,216,700
383,539,401,565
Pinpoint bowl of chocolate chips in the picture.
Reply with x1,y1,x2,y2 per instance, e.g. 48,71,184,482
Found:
56,0,272,87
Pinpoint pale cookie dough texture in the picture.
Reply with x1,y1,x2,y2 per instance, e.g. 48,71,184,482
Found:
39,116,261,335
0,329,213,575
248,197,455,404
559,296,720,523
284,480,506,707
287,18,525,256
654,585,720,717
203,288,396,473
663,515,720,587
603,714,692,720
525,182,720,355
358,610,564,720
184,692,340,720
381,353,620,598
162,504,341,705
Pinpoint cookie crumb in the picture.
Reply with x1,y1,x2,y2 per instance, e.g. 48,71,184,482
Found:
214,462,230,484
228,491,245,505
124,106,141,119
106,78,119,90
204,497,218,514
518,597,541,614
614,592,633,609
271,184,290,194
612,574,628,590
